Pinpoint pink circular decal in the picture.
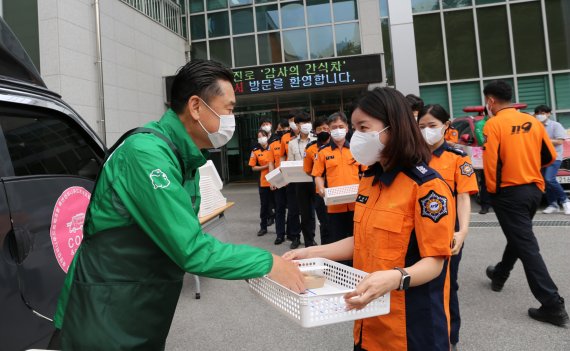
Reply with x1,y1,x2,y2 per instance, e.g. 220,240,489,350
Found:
50,186,91,273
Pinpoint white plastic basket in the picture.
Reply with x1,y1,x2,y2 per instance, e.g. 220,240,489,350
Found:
198,160,223,190
324,184,359,206
248,258,390,328
280,160,312,183
265,168,287,188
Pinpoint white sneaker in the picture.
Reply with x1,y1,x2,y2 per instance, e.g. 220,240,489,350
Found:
563,201,570,215
543,205,559,214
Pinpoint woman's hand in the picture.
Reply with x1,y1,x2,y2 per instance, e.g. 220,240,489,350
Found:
344,270,401,310
283,247,312,261
268,254,305,293
451,231,466,255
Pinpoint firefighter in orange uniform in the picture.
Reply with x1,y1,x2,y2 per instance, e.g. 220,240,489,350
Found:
285,88,455,351
482,80,568,326
279,113,302,243
267,119,290,245
249,129,273,236
312,112,361,245
303,115,330,245
418,104,478,350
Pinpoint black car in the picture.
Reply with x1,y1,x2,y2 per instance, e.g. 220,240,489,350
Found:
0,18,105,350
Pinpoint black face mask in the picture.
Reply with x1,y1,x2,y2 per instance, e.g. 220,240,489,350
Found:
317,131,330,143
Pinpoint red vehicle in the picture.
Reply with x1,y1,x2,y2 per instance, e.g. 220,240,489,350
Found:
451,105,570,193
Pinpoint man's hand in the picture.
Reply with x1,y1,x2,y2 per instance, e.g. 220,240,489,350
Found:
344,270,401,310
451,231,466,255
269,254,305,293
317,186,326,198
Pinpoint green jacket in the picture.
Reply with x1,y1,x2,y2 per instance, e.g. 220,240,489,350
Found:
54,109,272,350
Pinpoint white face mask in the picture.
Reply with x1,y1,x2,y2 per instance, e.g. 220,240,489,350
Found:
330,128,347,141
421,126,445,146
258,136,268,145
261,125,272,133
536,114,548,122
198,99,236,148
350,127,390,166
300,123,312,135
289,121,298,131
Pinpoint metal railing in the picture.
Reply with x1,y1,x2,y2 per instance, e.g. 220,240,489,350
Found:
120,0,183,37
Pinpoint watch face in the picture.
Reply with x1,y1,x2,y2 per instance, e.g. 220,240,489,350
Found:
403,275,411,290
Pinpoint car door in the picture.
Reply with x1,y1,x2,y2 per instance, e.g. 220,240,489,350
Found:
0,101,104,350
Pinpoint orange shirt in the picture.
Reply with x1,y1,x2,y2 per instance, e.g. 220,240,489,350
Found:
312,141,361,213
445,127,459,144
429,142,479,195
483,108,556,193
303,141,319,175
248,145,272,188
280,131,294,160
267,135,283,168
353,163,454,351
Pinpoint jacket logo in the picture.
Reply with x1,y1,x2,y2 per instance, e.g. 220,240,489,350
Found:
416,165,428,174
511,122,532,135
460,162,474,177
356,194,369,204
326,155,335,160
150,169,171,189
419,190,448,223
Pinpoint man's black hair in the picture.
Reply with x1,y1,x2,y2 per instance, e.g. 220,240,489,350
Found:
170,59,234,114
483,80,512,102
294,111,311,124
314,115,328,129
259,118,272,126
534,104,552,114
406,94,424,112
278,118,290,128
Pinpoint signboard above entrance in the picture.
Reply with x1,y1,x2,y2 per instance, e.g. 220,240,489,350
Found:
233,54,383,95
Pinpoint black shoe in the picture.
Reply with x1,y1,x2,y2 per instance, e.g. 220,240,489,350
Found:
305,240,317,247
257,229,267,236
528,298,569,327
267,217,275,227
479,207,489,215
486,265,507,292
274,236,285,245
290,238,301,249
286,235,295,242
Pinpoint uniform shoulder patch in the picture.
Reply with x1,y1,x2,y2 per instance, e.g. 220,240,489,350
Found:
318,144,329,151
419,190,449,223
459,162,474,177
150,169,171,189
306,140,317,149
445,145,466,156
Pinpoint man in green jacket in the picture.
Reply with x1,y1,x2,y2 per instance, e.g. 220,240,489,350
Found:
51,60,305,350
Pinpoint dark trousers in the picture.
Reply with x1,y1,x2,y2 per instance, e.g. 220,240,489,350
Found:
314,194,329,245
274,187,287,238
449,246,463,345
268,190,276,221
296,182,316,244
328,211,354,266
492,184,561,307
476,170,492,209
258,186,271,230
286,184,301,238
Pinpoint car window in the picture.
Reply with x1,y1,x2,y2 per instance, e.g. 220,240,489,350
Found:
0,113,103,179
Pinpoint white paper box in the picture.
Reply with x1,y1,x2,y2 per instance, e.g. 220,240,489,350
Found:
199,160,223,190
265,168,287,188
324,184,359,206
280,160,312,183
248,258,390,328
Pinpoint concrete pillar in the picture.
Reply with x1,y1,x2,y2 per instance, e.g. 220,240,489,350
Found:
387,0,419,96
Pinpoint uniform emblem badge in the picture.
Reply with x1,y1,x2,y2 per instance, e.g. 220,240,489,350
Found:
356,194,369,204
150,169,171,189
416,165,428,174
460,162,474,177
419,190,448,223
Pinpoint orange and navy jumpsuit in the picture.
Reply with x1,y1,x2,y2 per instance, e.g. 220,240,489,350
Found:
279,130,301,238
482,107,561,308
311,140,361,244
429,142,478,345
353,163,455,351
304,140,329,244
249,144,273,231
267,134,287,239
